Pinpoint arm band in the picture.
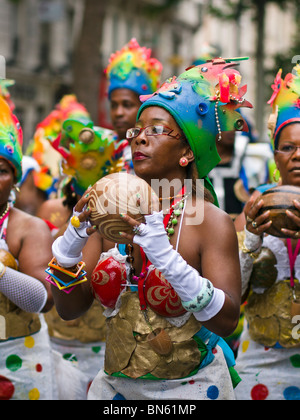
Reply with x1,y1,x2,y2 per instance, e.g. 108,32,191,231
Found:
0,264,47,313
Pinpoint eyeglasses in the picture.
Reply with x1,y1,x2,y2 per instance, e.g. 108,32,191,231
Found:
126,125,182,140
276,145,300,155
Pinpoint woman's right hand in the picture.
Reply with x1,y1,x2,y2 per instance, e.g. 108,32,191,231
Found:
244,193,272,236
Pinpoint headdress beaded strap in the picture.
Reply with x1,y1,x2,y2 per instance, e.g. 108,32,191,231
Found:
287,238,300,314
286,239,300,288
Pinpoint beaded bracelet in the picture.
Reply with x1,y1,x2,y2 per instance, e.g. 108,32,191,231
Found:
45,267,87,287
48,257,86,278
45,258,87,294
48,274,87,291
45,275,80,295
181,278,214,313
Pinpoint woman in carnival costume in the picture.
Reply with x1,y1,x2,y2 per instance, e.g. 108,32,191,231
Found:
0,97,57,400
235,65,300,400
37,99,126,400
105,38,163,172
48,58,252,400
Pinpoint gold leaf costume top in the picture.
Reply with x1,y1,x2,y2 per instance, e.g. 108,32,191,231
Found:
240,232,300,348
91,247,240,387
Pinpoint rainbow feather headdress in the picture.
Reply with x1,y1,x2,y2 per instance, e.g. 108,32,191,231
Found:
0,79,15,111
138,58,253,205
50,119,127,195
30,95,91,193
268,65,300,149
0,96,23,181
105,38,163,97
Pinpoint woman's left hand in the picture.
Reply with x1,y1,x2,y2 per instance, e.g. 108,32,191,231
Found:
244,194,272,236
282,199,300,239
118,194,160,243
118,213,144,243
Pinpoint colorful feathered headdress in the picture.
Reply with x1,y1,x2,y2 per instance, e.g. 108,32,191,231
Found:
29,95,91,194
268,65,300,149
105,38,163,97
0,96,23,181
138,58,253,205
50,119,127,195
0,79,15,111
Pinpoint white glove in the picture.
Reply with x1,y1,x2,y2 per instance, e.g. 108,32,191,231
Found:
0,264,47,313
52,208,90,268
133,211,225,321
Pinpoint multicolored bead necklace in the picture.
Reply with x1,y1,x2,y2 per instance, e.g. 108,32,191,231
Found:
0,202,10,226
127,187,189,285
0,202,11,241
165,193,189,238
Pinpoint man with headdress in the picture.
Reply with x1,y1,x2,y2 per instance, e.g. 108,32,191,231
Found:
105,38,163,172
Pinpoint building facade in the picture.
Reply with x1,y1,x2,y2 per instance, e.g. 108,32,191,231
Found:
0,0,297,148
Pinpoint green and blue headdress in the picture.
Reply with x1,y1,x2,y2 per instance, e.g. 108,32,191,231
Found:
268,65,300,150
0,96,23,182
50,119,127,196
105,38,163,98
138,58,253,205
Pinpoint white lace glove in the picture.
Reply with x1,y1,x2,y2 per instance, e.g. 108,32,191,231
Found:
0,264,47,313
52,208,91,268
133,211,225,321
239,227,263,296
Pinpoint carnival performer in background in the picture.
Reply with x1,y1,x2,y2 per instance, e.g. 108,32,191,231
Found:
193,55,272,356
209,126,273,220
235,65,300,400
105,38,163,172
0,96,56,400
14,155,56,216
49,58,252,400
37,106,126,400
0,79,16,111
209,123,273,356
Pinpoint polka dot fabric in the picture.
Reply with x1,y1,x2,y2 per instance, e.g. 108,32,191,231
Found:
235,325,300,400
50,339,106,400
88,344,236,400
0,316,57,400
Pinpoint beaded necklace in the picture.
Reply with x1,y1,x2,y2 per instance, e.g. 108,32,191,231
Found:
126,187,189,327
0,203,11,241
0,203,10,225
126,186,188,292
